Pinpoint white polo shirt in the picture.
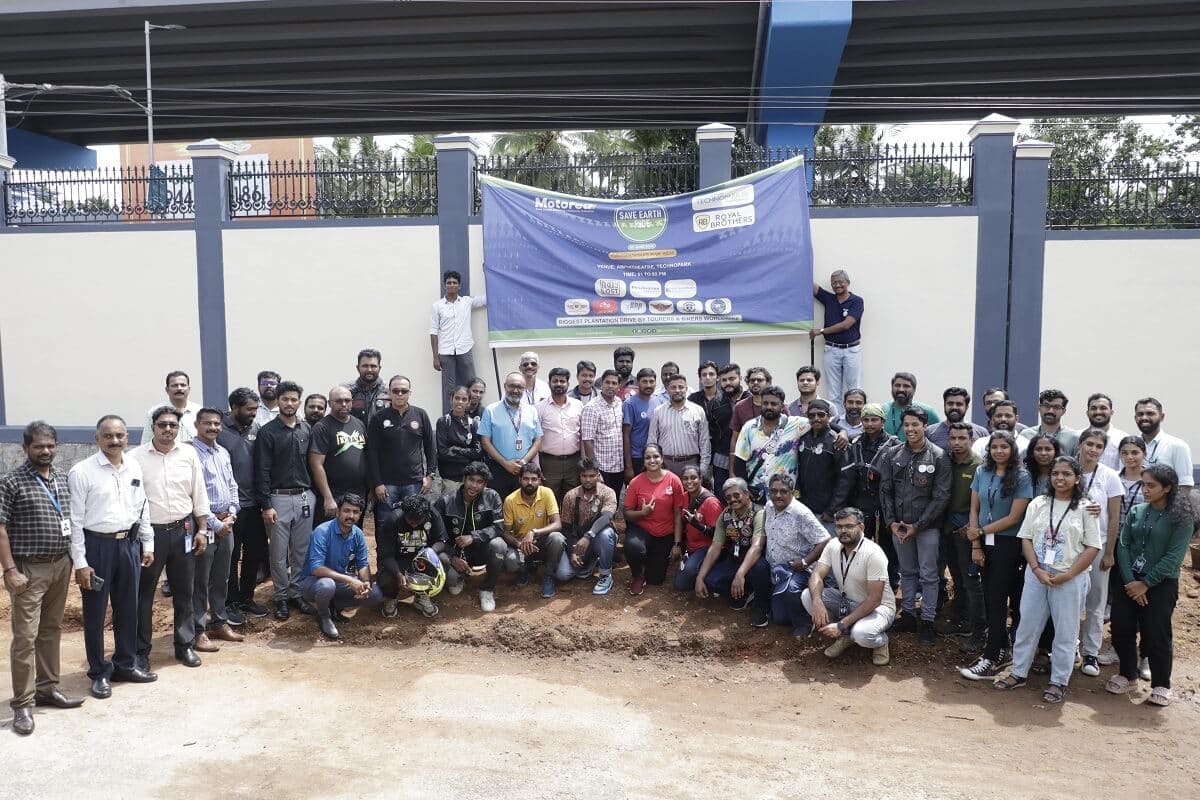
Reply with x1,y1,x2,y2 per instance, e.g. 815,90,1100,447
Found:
430,294,486,355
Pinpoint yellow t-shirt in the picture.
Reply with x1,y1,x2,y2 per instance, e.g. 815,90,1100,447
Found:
503,486,559,538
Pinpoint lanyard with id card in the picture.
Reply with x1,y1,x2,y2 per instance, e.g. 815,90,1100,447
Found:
1043,498,1071,566
36,475,71,538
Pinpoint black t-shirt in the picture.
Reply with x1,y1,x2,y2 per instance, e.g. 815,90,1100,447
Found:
309,415,368,494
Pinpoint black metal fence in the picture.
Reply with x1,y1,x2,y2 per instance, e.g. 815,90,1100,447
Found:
228,157,437,218
735,143,974,206
474,149,699,213
1046,160,1200,229
3,164,194,225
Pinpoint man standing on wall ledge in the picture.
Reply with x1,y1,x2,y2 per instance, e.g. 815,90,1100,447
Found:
430,270,487,415
811,269,864,417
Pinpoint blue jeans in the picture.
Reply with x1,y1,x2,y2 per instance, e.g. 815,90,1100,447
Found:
373,483,422,528
556,527,617,580
771,563,832,633
703,556,771,612
823,342,862,417
674,546,711,591
1011,565,1090,687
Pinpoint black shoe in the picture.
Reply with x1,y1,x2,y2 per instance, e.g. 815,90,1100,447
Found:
290,596,315,615
960,632,988,655
751,607,770,628
175,647,202,668
33,688,84,709
90,677,112,699
730,590,756,611
330,605,351,623
937,619,972,638
274,600,290,621
893,611,919,633
515,567,530,587
919,620,937,646
242,600,270,618
12,706,34,735
111,667,157,684
224,605,246,627
161,579,172,598
135,654,152,673
317,614,340,640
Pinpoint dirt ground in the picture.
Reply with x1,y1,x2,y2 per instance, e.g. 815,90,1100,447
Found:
3,547,1200,799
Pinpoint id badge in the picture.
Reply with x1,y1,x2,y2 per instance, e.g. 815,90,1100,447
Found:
183,518,194,553
1131,554,1147,574
733,543,741,559
60,519,71,538
838,603,849,618
1042,545,1056,566
515,437,524,451
302,501,311,519
985,533,995,547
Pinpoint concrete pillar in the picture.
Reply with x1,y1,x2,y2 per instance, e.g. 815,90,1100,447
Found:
186,138,237,408
434,133,479,294
0,153,14,232
1006,140,1055,418
968,114,1019,426
696,123,736,369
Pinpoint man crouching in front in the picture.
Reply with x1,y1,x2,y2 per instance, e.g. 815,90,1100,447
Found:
298,494,383,640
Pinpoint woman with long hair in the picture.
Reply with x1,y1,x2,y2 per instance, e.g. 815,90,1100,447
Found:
1106,464,1194,706
1075,427,1125,677
959,431,1034,680
436,385,482,497
674,465,724,591
1117,436,1148,529
994,457,1101,705
1023,433,1061,496
622,444,686,596
465,377,487,417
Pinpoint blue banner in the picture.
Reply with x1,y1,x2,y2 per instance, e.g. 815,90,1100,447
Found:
481,157,813,346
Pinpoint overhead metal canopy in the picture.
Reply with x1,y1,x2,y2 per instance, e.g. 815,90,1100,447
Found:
0,0,761,144
2,0,1200,146
823,0,1200,123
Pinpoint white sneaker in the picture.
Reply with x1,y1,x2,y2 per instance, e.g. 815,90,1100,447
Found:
1139,657,1152,681
823,636,853,659
1097,644,1119,665
479,590,496,613
448,580,464,596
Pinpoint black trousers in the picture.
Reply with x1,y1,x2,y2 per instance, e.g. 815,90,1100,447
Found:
624,523,673,584
600,471,624,497
860,507,899,589
228,509,269,607
81,534,141,679
950,534,987,635
487,458,519,501
137,523,196,656
1111,574,1177,688
983,535,1025,661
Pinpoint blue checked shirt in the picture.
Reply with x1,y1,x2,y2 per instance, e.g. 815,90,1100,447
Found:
191,438,239,533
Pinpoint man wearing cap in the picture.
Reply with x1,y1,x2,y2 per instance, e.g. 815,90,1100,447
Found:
839,403,901,587
811,270,864,417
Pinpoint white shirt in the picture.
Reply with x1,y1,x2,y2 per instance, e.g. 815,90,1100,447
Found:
972,434,1028,460
1143,430,1195,487
255,404,280,429
67,451,154,568
130,441,211,526
521,379,551,408
1082,462,1124,546
1099,426,1128,471
143,399,201,445
430,294,486,355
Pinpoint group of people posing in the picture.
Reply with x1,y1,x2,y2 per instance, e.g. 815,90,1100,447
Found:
1,278,1195,737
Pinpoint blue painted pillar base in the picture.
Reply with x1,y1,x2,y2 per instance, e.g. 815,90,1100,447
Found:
696,124,736,367
435,134,479,295
186,138,236,409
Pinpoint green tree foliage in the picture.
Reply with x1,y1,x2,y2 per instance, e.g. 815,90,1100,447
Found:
312,134,433,217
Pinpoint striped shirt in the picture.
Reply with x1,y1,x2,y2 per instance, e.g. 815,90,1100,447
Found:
580,395,624,473
647,400,711,473
191,438,240,533
0,462,71,559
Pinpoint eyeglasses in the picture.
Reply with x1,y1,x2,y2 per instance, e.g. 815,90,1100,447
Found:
1039,403,1065,411
155,422,179,429
834,524,860,532
390,388,411,395
748,376,767,383
260,380,279,387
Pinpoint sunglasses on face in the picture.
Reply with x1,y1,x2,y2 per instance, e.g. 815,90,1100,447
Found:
391,388,411,395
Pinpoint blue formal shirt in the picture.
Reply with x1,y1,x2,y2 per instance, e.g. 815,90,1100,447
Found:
816,288,864,345
191,438,239,533
302,519,370,579
478,399,542,461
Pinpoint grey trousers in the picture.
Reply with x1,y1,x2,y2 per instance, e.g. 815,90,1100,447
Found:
269,491,315,602
893,526,941,621
439,351,477,414
193,526,234,629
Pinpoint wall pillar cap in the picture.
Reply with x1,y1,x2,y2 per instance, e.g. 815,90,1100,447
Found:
434,133,480,154
696,123,737,143
969,114,1020,140
185,139,238,160
0,154,16,170
1015,140,1055,159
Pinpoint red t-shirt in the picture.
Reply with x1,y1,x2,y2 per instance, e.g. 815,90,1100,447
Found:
684,492,724,553
623,471,686,537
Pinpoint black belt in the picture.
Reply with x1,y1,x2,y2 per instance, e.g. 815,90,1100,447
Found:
663,454,699,461
17,553,67,564
540,452,580,460
272,487,308,496
824,340,861,349
84,528,133,540
153,518,189,531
